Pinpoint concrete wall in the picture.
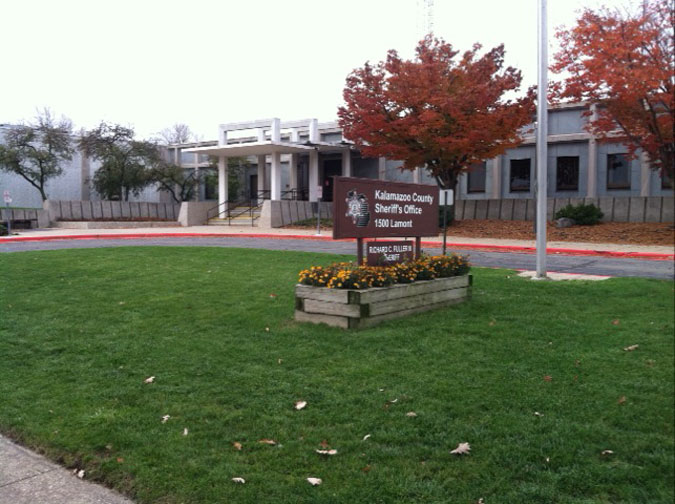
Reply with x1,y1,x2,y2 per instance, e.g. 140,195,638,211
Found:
43,199,180,223
177,201,212,227
258,200,333,228
454,196,674,223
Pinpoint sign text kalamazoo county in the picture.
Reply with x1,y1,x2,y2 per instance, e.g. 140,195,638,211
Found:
333,177,439,239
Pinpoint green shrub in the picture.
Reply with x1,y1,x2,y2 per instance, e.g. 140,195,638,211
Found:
0,223,6,236
554,203,604,225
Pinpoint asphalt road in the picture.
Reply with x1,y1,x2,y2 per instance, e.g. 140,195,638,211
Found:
1,236,672,280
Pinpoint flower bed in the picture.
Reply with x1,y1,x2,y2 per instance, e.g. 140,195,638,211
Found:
295,255,471,329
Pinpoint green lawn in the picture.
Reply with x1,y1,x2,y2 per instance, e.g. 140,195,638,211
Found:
0,247,672,504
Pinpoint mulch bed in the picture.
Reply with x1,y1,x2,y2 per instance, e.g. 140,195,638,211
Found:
443,220,674,247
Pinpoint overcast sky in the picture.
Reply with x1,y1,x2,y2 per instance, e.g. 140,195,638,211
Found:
1,0,628,140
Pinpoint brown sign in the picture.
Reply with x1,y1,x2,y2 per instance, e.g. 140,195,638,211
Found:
366,240,414,266
332,177,439,239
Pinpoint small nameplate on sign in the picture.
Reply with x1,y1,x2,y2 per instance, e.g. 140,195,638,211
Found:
366,240,414,266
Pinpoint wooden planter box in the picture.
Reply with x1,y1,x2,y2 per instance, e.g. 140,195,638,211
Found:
295,274,472,329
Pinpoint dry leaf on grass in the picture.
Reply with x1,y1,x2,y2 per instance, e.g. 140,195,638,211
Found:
143,376,155,384
316,449,338,456
307,477,322,486
278,358,283,365
361,464,371,473
601,449,614,455
477,499,485,504
116,457,124,463
611,319,620,325
362,434,371,441
232,477,246,484
264,327,270,332
543,375,553,382
232,442,243,451
618,395,627,405
161,415,170,423
269,293,277,298
258,438,277,445
182,428,189,436
450,442,471,455
319,439,330,449
294,400,307,410
623,344,639,351
488,320,496,327
74,469,85,479
534,411,544,417
406,411,417,417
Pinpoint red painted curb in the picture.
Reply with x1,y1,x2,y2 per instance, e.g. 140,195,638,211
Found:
1,232,672,261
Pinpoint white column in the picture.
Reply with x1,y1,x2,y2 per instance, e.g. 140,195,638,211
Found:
257,155,266,196
378,157,386,180
491,155,502,199
271,151,282,200
290,153,298,193
309,119,319,143
257,128,265,142
218,156,228,213
587,104,598,198
413,166,421,184
640,151,650,196
341,149,352,177
219,128,228,146
271,118,281,142
309,150,319,202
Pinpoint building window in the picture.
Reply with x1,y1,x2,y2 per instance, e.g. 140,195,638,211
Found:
467,162,486,193
510,159,531,192
556,156,579,191
204,169,218,200
607,153,631,190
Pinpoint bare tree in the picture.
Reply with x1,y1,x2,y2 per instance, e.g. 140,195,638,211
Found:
0,108,74,201
156,123,193,144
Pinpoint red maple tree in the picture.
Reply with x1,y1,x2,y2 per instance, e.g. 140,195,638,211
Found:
338,36,535,193
551,0,674,177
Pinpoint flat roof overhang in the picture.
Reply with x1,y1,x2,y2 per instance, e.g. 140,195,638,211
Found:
183,141,351,157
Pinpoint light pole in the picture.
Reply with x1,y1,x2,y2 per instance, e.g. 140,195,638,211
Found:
536,0,548,278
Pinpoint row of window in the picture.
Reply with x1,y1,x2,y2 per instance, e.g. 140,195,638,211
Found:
467,154,673,193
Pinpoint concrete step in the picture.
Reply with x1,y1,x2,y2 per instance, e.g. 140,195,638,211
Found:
208,218,259,227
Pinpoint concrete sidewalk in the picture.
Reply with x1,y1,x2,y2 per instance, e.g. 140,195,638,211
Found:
0,435,131,504
1,225,673,258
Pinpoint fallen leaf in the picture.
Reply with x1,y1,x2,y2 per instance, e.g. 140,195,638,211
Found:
406,411,417,417
361,464,371,473
269,293,277,298
646,359,655,367
545,457,550,463
182,428,189,436
116,457,124,463
161,415,170,423
232,477,246,484
534,411,544,417
477,499,485,504
488,320,496,326
315,449,338,456
76,469,85,479
118,301,125,305
623,344,639,351
319,439,330,449
265,327,270,332
232,442,243,451
611,319,620,325
294,400,307,410
258,438,277,445
543,375,553,382
618,395,627,405
362,434,371,441
390,398,398,403
601,449,614,455
450,442,471,455
143,376,155,384
278,358,283,365
307,477,322,486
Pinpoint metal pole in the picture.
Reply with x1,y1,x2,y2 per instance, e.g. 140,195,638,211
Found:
536,0,548,278
316,197,321,236
442,191,448,255
5,203,10,235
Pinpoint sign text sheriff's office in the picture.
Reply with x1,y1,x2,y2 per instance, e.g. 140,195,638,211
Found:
333,177,439,239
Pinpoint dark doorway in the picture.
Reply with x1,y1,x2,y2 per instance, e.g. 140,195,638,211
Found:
322,160,342,202
250,175,258,203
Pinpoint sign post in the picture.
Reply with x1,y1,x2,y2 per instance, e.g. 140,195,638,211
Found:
315,186,323,236
332,177,439,264
3,190,11,235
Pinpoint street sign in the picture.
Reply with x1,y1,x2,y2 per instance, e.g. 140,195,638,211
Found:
3,190,11,204
316,186,323,199
439,189,453,206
